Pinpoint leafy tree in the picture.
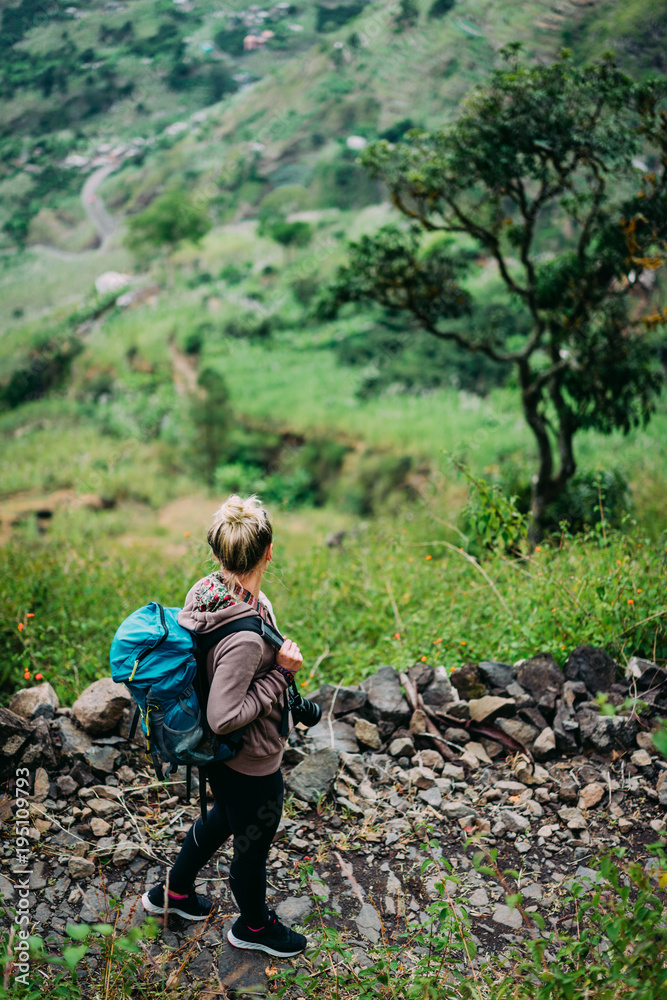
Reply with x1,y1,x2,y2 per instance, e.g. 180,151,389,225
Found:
319,47,667,538
125,188,212,257
269,219,312,253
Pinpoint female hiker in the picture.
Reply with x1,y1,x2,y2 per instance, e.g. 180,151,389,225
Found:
142,494,307,958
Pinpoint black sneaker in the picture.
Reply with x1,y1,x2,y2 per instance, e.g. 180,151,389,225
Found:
141,884,212,921
227,909,307,957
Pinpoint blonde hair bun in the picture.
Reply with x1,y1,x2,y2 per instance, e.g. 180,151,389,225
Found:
207,494,273,575
224,495,249,524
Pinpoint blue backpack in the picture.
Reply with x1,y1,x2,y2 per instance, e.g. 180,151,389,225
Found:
110,602,286,818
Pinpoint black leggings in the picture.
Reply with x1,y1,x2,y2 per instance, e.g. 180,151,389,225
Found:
168,763,284,927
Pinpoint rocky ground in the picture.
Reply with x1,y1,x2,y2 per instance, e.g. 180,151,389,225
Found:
1,646,666,998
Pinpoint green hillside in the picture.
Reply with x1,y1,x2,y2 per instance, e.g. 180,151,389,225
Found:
1,0,666,703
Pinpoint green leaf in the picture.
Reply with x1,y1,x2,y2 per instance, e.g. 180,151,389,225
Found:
65,923,90,941
91,923,113,936
652,728,667,759
62,944,88,970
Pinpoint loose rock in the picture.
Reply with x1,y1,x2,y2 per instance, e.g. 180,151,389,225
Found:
9,683,59,721
112,841,139,866
72,678,132,735
33,767,50,801
361,666,411,725
564,645,618,695
631,749,652,767
579,783,605,810
532,727,556,760
468,696,515,722
68,857,95,879
500,810,530,833
355,719,382,750
492,904,523,930
310,685,368,717
477,661,514,690
516,653,563,713
305,720,358,754
496,717,539,747
285,748,340,804
388,737,415,758
421,666,458,709
356,902,382,943
275,896,313,924
450,663,487,701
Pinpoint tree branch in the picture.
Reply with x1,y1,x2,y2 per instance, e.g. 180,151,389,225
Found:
416,314,519,365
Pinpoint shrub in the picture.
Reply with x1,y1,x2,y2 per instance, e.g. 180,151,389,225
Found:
341,452,413,515
214,25,247,56
125,188,211,256
184,325,208,355
219,262,251,284
428,0,455,17
224,314,273,341
394,0,419,29
457,462,529,557
316,0,367,32
0,338,83,411
543,467,633,534
269,219,312,249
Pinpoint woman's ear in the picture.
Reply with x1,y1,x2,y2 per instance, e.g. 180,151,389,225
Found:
266,542,273,564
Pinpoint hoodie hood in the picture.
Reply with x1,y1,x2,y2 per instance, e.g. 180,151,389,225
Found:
178,571,275,635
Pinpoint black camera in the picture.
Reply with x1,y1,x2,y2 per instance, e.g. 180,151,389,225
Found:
288,684,322,728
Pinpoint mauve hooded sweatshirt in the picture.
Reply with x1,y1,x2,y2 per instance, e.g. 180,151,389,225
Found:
178,572,292,776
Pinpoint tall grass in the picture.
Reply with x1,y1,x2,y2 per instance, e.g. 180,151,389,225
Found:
1,495,664,705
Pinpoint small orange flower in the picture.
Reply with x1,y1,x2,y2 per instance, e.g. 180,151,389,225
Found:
535,545,542,551
627,598,634,604
35,673,43,681
420,656,427,662
425,555,432,561
24,671,30,680
26,613,35,618
17,623,23,632
394,632,401,639
461,640,466,645
184,531,191,537
637,589,642,593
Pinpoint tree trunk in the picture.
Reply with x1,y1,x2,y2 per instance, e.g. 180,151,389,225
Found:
519,360,577,545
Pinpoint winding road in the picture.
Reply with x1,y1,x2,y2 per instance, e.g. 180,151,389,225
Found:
81,160,120,251
29,158,120,259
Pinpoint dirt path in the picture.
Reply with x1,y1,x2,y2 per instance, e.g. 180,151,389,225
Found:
168,341,201,397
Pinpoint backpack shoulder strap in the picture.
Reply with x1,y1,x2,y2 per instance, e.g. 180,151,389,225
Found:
195,615,284,657
190,615,285,742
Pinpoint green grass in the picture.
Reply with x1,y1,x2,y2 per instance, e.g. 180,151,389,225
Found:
1,501,664,706
0,245,133,328
1,0,665,712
